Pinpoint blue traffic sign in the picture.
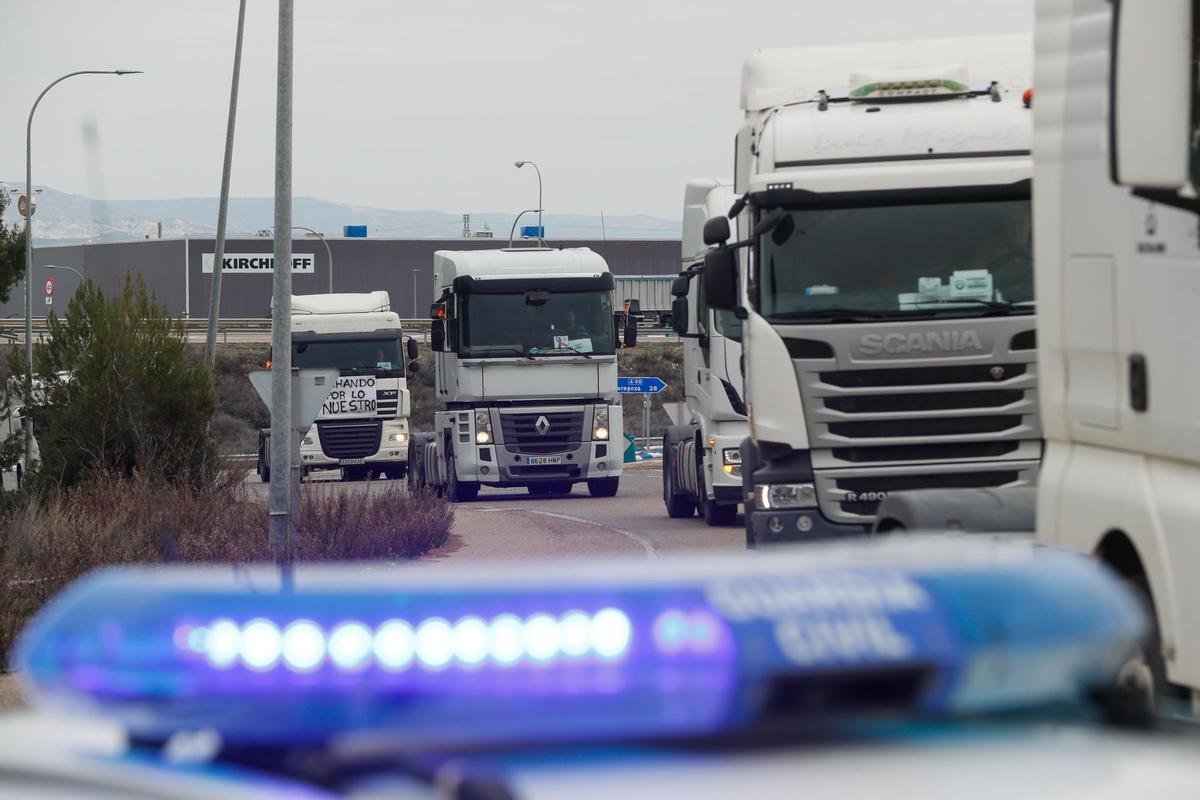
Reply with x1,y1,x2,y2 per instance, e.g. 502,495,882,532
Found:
618,376,667,394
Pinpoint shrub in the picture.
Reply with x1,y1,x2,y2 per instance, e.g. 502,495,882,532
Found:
0,471,453,666
28,276,217,490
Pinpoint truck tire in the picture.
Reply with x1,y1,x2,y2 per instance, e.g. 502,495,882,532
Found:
587,477,620,497
257,435,270,483
408,434,434,492
662,427,697,518
696,442,736,526
445,449,479,502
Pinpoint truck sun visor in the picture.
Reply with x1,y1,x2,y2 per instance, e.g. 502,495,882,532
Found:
453,274,615,295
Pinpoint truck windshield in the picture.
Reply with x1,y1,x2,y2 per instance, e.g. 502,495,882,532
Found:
460,290,615,358
755,197,1033,321
292,336,404,377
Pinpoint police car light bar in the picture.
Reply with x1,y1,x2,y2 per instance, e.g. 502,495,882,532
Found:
16,537,1145,747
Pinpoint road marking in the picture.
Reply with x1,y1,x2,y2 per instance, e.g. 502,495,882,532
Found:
470,506,660,559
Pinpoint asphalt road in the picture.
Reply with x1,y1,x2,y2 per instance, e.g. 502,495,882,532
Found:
247,461,745,562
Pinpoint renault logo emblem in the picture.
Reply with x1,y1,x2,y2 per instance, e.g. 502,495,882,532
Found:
534,415,552,435
990,366,1005,381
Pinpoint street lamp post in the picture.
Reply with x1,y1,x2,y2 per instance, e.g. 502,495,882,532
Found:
514,160,543,246
24,69,141,466
293,226,332,292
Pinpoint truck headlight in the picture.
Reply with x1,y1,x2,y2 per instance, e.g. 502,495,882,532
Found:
754,483,816,510
722,448,742,476
474,410,492,444
388,432,408,443
593,405,610,440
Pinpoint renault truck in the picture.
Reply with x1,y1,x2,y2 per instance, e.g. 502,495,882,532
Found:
702,35,1040,546
256,291,417,483
408,247,623,501
662,178,749,527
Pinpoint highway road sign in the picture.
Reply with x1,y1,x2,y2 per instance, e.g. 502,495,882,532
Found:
617,376,667,394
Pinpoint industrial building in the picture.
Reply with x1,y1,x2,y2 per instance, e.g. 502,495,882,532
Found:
13,237,680,320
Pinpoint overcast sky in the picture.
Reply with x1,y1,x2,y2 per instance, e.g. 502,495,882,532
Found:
1,1,1031,220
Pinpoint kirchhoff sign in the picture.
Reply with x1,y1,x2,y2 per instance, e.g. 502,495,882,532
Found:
201,253,316,274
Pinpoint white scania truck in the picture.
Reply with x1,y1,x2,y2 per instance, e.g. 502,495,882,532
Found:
702,35,1040,547
662,178,749,527
256,291,417,483
408,248,623,501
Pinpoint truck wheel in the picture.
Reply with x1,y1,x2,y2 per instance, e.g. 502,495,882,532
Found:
257,437,270,483
696,452,736,526
445,450,479,502
587,477,619,497
663,458,696,518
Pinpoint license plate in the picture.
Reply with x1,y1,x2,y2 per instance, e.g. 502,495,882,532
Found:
525,455,562,465
338,458,366,465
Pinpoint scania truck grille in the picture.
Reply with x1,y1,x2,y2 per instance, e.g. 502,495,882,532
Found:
783,319,1042,525
317,419,382,459
499,409,585,455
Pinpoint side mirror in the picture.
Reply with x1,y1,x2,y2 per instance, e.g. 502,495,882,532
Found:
624,317,638,348
704,247,738,311
406,338,419,361
702,216,731,246
670,274,690,298
671,296,689,336
430,320,446,352
1110,0,1192,189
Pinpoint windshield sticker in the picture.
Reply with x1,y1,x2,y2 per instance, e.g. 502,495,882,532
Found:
804,285,839,296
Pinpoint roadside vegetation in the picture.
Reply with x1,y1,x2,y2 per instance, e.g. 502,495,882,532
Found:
0,281,453,667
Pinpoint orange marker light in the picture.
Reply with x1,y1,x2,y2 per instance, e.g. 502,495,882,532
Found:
1022,88,1033,108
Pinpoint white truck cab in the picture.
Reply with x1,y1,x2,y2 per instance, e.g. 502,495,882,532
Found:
1030,0,1200,708
410,248,624,500
256,291,417,482
704,36,1040,546
662,178,750,528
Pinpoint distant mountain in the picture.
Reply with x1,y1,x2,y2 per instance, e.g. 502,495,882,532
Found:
0,184,680,244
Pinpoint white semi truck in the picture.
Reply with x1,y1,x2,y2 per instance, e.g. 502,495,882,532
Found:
408,247,623,501
1028,0,1200,706
256,291,417,483
701,35,1040,547
661,178,749,527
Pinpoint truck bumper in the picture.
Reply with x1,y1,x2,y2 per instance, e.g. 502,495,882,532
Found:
299,420,410,470
457,439,621,487
745,506,867,544
741,438,867,546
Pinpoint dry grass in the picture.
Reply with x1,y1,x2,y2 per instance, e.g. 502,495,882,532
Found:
0,471,452,667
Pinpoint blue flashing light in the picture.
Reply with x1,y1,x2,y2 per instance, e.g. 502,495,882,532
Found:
16,538,1146,747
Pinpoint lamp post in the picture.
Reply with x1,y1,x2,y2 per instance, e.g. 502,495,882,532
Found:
24,69,141,466
514,160,543,245
293,226,332,292
45,264,84,281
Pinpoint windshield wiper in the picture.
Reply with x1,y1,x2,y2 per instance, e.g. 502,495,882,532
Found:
908,299,1035,314
469,347,535,360
770,307,895,323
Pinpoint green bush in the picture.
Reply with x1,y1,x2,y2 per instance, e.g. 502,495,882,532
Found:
28,276,217,489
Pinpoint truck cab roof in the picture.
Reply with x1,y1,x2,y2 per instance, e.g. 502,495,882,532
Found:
433,247,610,290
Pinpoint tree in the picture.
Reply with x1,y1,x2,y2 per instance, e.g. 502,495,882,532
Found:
28,276,217,489
0,193,28,304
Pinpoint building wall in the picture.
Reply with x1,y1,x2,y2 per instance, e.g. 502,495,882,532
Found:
10,237,680,320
